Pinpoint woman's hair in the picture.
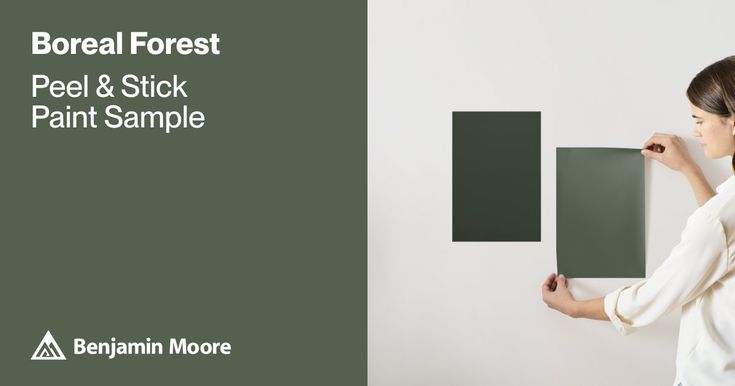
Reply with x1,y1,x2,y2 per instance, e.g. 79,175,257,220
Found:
686,56,735,170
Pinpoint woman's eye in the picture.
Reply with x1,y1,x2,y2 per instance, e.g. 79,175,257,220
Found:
696,122,702,125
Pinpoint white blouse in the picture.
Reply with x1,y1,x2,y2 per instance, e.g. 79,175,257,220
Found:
604,174,735,386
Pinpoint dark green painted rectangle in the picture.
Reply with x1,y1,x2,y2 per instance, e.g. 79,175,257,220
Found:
452,111,541,241
556,148,645,278
0,0,366,385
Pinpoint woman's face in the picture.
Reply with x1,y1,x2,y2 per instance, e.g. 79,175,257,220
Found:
691,103,735,159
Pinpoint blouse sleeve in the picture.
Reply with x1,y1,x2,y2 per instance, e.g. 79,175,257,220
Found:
603,210,731,336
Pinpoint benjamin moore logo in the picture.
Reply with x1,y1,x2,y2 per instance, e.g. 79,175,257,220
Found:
31,330,66,360
30,330,232,360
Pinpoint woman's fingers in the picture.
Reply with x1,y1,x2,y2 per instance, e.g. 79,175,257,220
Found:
640,133,697,172
643,133,672,149
557,274,568,288
641,148,663,161
542,272,556,291
642,136,660,149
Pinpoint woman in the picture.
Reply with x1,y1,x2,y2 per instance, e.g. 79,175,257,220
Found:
542,56,735,386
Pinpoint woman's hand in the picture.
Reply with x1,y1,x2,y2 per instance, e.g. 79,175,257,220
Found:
542,273,577,317
641,132,716,206
641,133,698,174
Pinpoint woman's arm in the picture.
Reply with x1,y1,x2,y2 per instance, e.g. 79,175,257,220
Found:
541,273,608,320
571,297,608,320
641,133,716,206
682,164,716,207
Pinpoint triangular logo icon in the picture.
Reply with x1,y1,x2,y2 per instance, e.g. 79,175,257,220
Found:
31,330,66,360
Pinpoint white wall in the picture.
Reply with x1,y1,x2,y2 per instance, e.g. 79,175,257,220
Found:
368,1,735,385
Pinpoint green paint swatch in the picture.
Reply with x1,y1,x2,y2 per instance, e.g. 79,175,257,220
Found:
556,148,645,278
453,111,541,241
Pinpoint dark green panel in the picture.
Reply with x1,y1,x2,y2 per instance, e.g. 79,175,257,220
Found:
452,111,541,241
0,0,365,385
556,148,645,278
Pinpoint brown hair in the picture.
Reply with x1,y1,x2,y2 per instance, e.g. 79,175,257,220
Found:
686,56,735,171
